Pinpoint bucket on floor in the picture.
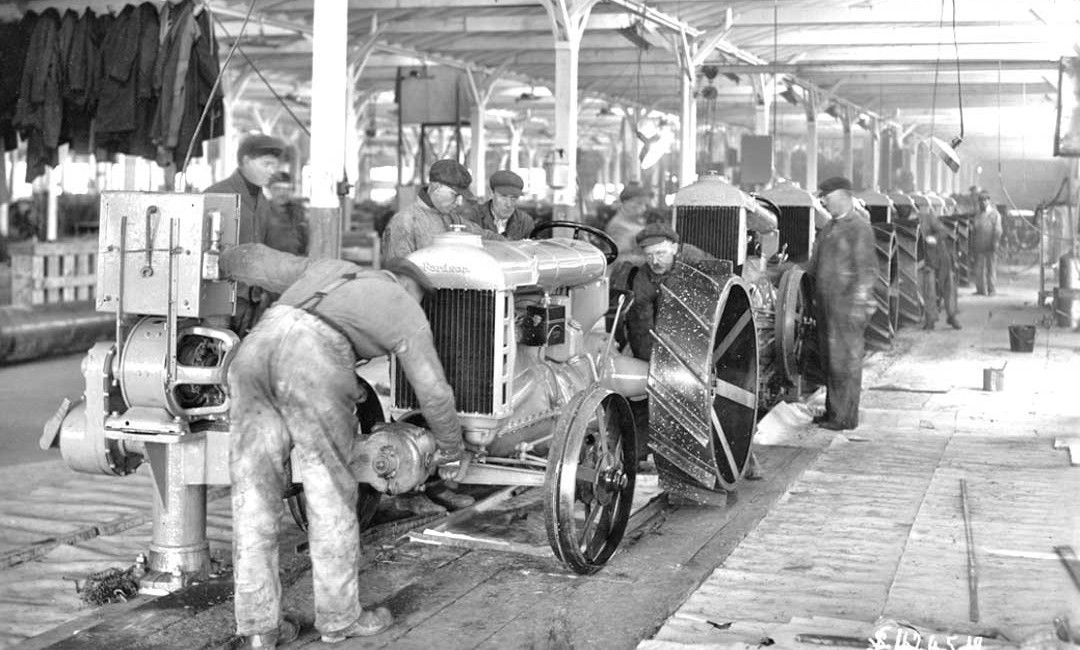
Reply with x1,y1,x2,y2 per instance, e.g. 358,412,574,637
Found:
1008,325,1036,352
982,367,1004,391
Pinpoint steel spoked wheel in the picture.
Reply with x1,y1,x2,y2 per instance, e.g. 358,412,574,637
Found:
544,387,637,575
709,284,759,490
286,379,384,532
776,267,816,383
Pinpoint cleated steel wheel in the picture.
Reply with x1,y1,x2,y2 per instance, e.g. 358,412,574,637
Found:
544,386,637,575
286,378,384,532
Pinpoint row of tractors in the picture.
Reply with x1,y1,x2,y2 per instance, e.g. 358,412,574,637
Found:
41,174,956,586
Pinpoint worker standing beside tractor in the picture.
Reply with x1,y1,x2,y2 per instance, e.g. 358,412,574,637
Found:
217,243,465,648
807,177,878,431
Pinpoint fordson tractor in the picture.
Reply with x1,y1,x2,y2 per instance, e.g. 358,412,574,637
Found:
41,183,815,585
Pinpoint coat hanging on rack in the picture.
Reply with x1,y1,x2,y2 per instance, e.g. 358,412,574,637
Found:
13,8,64,182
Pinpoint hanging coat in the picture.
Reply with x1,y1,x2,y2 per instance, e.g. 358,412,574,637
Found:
152,0,224,169
0,12,39,152
13,9,64,181
95,3,159,161
806,210,878,429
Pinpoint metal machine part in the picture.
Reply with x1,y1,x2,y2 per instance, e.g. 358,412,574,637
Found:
352,421,438,495
544,385,636,575
759,183,818,263
775,267,818,385
888,193,925,327
647,260,759,493
672,172,748,268
51,192,242,594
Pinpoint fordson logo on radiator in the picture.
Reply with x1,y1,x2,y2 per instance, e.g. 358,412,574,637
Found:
419,261,470,275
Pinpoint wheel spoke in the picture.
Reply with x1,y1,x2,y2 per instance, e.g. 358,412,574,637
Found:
710,408,741,478
711,310,752,365
593,404,610,456
713,378,757,410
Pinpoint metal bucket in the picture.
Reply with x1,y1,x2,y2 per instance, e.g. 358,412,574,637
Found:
1008,325,1036,353
982,367,1004,391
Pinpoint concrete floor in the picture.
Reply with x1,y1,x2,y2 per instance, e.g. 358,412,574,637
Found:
0,261,1077,649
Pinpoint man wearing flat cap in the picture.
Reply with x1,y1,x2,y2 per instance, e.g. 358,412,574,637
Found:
470,170,535,240
806,176,878,431
604,183,652,256
205,133,286,334
382,159,502,263
215,243,465,648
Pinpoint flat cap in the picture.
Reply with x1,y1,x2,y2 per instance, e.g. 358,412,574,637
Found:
429,159,475,200
489,169,524,197
237,134,285,160
635,221,679,248
619,184,651,203
817,176,853,195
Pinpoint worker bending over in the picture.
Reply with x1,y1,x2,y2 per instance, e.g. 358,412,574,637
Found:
219,243,465,648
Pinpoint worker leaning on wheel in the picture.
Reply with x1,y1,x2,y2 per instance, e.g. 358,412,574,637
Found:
806,177,878,431
217,243,465,648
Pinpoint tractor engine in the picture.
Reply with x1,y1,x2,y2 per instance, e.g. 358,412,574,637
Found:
397,228,645,461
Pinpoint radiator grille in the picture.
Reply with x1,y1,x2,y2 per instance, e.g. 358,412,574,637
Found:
394,288,496,414
676,205,742,263
777,206,813,262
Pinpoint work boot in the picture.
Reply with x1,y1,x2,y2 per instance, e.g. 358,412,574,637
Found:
321,607,394,643
947,316,962,330
241,618,299,649
811,414,831,425
391,493,447,517
426,484,475,510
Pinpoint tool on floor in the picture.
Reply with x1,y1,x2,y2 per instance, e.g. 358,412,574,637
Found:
1053,545,1080,594
960,478,979,622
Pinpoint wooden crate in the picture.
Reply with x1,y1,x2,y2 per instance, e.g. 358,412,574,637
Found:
9,238,98,306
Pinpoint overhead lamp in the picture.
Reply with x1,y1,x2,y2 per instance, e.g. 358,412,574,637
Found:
824,103,841,119
856,113,871,130
779,83,800,106
931,135,962,173
723,72,741,84
618,22,652,51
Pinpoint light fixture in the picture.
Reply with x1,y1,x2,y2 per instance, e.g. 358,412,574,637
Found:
931,135,962,173
723,72,741,84
618,21,652,51
824,103,841,119
856,113,871,130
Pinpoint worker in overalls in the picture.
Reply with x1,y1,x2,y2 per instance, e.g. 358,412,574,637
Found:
806,177,878,431
917,197,962,330
219,243,465,648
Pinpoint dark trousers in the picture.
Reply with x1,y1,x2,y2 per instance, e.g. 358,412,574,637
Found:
816,306,868,429
920,265,958,325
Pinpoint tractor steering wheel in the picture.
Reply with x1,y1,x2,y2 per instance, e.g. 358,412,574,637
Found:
530,220,620,264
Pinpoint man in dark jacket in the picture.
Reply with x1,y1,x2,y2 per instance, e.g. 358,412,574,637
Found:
917,199,962,330
266,171,307,256
205,134,284,335
220,243,465,648
470,169,535,239
806,177,878,431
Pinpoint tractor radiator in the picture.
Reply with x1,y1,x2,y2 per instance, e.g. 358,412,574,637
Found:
394,288,498,415
676,205,742,263
777,206,813,262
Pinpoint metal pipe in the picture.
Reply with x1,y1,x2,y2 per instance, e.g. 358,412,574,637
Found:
0,302,114,365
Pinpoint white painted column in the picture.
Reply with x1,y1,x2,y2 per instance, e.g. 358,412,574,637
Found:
869,122,881,192
552,39,580,219
929,147,940,193
0,151,8,237
804,95,818,192
918,142,931,191
841,110,854,182
308,0,347,260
